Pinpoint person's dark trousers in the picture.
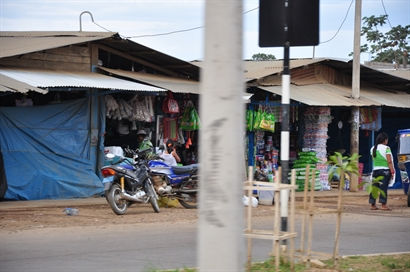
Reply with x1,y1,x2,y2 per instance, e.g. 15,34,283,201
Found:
369,169,391,205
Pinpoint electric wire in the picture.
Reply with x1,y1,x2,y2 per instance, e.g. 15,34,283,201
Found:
88,6,259,39
126,26,203,38
320,0,354,44
89,3,354,46
380,0,393,28
92,21,114,32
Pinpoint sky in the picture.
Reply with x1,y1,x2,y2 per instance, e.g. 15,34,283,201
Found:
0,0,409,62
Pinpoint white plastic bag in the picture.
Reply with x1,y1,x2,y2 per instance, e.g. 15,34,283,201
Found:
389,172,396,187
242,195,258,208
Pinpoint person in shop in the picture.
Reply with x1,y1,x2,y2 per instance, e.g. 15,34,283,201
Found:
159,139,181,166
136,129,153,151
369,132,395,211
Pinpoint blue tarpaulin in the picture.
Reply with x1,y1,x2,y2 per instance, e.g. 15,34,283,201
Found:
0,98,104,200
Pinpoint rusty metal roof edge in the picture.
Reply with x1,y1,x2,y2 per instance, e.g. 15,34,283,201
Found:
0,31,117,38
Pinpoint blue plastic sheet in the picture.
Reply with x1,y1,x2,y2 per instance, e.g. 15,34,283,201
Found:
0,98,104,200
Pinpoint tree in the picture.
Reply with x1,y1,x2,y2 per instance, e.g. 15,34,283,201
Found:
327,152,360,266
352,15,410,64
251,53,276,61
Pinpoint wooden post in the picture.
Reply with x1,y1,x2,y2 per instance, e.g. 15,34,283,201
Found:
289,169,296,271
306,169,315,267
350,0,362,192
246,166,254,271
273,168,281,270
350,107,360,192
299,165,310,253
333,169,345,265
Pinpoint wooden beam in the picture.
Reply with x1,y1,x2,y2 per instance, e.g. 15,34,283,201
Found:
89,43,99,72
96,44,180,77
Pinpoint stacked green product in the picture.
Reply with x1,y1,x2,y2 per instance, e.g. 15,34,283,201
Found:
291,151,322,191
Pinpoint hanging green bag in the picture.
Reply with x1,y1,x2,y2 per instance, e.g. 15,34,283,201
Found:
246,109,254,131
181,106,200,131
253,108,262,130
259,112,275,132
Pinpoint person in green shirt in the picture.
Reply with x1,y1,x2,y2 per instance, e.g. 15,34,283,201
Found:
136,129,153,152
370,132,395,211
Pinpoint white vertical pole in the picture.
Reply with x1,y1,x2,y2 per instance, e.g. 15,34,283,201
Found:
198,1,245,271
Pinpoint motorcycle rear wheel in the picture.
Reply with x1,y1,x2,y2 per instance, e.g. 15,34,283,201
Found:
178,179,198,209
105,183,129,215
178,193,197,209
145,178,160,213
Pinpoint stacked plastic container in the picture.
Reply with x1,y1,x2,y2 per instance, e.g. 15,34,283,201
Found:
302,107,332,191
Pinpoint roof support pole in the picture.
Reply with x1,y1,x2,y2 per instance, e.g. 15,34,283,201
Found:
350,0,362,192
198,1,245,271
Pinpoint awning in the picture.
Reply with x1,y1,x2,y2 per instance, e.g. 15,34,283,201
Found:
0,31,116,58
99,67,199,94
259,84,410,108
259,84,380,107
0,73,48,94
100,67,256,102
0,68,166,92
360,88,410,108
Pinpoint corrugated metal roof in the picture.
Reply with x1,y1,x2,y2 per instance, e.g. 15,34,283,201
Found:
100,67,199,94
259,84,379,107
0,31,116,58
0,73,48,94
0,68,166,92
0,31,200,80
360,87,410,108
378,69,410,81
259,84,410,108
192,58,334,81
244,58,327,80
102,38,199,80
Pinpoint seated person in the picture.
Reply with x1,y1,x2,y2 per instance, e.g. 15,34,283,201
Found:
159,139,181,166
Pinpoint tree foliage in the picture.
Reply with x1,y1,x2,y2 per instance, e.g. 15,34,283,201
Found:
251,53,276,61
353,15,410,63
327,152,360,185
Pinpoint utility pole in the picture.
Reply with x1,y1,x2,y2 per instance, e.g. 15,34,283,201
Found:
350,0,362,192
198,1,245,271
280,0,291,240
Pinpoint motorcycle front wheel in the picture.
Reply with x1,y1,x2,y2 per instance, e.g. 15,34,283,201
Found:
105,183,129,215
145,178,160,213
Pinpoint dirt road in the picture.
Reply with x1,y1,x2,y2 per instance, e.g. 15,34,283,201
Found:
0,190,408,232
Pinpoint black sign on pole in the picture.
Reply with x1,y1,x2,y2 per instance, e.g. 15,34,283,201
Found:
259,0,320,241
259,0,319,47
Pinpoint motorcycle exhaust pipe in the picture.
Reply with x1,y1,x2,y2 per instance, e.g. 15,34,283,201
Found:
177,189,197,193
120,192,146,203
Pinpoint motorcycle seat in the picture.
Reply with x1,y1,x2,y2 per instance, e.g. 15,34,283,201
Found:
172,164,199,174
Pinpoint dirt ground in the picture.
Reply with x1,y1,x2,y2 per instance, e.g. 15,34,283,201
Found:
0,190,408,232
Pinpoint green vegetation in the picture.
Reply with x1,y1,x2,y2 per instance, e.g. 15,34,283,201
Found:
327,152,360,182
360,175,386,200
251,53,276,61
152,253,410,271
349,14,409,64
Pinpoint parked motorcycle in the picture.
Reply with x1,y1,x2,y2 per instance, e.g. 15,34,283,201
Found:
101,150,160,215
148,159,199,209
123,147,199,209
